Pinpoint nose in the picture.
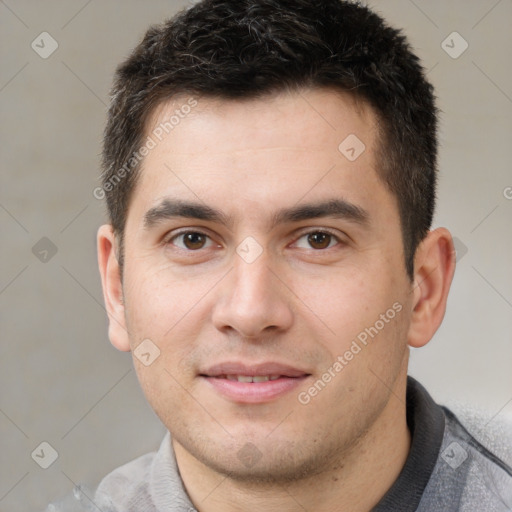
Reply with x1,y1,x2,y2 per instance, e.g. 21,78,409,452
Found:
211,253,294,339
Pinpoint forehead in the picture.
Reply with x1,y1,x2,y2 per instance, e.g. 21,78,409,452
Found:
146,88,376,157
125,87,396,230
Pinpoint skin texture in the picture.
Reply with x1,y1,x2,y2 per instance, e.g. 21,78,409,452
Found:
98,88,456,512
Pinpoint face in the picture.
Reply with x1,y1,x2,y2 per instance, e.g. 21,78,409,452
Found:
109,88,416,482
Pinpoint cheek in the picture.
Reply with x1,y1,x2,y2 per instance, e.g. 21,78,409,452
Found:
122,264,182,341
294,267,388,328
122,262,219,351
293,260,409,360
123,268,204,415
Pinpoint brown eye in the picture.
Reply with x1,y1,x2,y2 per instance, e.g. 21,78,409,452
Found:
171,232,212,250
183,232,206,249
307,232,333,249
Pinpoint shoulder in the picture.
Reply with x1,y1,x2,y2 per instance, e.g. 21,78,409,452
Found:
421,405,512,511
91,431,194,511
93,451,157,510
44,450,158,512
46,431,195,512
448,405,512,493
446,403,512,468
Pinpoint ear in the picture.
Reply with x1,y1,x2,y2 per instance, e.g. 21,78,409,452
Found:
407,228,456,348
97,224,131,352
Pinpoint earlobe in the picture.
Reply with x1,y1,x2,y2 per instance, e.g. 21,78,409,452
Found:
97,224,131,352
407,228,456,348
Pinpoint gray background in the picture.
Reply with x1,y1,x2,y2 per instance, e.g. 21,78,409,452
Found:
1,1,511,510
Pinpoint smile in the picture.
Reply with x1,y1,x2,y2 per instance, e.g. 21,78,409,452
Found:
220,375,282,382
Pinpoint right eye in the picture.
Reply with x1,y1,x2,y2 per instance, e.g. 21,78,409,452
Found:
167,231,215,251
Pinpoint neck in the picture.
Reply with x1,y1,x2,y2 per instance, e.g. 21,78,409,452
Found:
173,376,411,512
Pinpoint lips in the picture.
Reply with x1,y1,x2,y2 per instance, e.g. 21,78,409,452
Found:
200,361,310,379
223,375,281,382
199,362,311,403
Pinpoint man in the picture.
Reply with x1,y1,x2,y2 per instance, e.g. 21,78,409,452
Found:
64,0,512,510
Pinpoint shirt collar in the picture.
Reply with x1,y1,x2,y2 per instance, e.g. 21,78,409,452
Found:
372,375,446,511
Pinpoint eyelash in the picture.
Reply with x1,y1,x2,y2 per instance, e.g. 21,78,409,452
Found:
165,228,344,251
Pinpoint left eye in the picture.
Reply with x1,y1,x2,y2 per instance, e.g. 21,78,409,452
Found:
170,232,215,250
294,231,339,250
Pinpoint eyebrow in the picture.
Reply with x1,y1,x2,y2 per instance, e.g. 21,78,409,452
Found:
143,198,369,230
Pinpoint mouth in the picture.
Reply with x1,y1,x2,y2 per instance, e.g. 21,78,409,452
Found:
199,362,311,403
212,374,283,382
